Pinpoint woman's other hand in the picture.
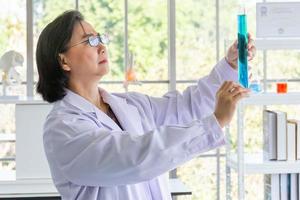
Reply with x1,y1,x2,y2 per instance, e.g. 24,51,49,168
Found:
225,33,256,70
214,81,250,128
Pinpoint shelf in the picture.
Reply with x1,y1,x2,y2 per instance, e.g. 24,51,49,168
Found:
227,153,300,174
256,38,300,50
0,96,46,104
239,92,300,105
0,133,15,142
0,178,58,198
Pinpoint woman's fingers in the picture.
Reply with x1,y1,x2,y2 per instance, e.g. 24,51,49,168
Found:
223,82,236,94
233,90,250,103
224,81,240,93
214,81,249,127
248,45,256,61
231,86,249,97
219,81,250,99
247,34,256,61
218,81,229,91
247,37,255,49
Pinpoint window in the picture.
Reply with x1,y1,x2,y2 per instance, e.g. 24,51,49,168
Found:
176,0,216,81
79,0,125,82
128,0,168,81
0,0,26,96
33,0,76,91
0,0,26,171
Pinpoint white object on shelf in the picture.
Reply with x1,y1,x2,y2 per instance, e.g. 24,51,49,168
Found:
273,111,287,161
256,2,300,38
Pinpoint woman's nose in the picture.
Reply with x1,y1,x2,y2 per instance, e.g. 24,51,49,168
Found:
98,45,106,55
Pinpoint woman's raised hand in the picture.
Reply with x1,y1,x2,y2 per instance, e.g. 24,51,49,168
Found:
214,81,250,128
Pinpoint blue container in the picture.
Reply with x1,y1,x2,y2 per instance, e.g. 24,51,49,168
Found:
237,14,248,88
249,81,262,93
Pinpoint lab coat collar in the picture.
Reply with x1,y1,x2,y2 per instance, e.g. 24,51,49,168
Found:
63,88,121,131
100,88,144,135
63,88,143,134
64,89,96,113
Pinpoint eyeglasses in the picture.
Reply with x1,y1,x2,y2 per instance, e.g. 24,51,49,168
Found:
64,33,109,51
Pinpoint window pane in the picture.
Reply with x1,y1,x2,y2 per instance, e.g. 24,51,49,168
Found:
126,83,168,97
0,104,15,134
177,156,217,200
0,160,15,172
0,0,26,96
98,83,168,100
176,0,216,80
128,0,168,81
99,82,126,93
0,104,15,171
0,143,14,159
266,50,300,92
79,0,124,81
33,0,75,93
176,82,196,93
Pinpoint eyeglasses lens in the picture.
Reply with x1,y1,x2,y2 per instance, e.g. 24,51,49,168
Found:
88,34,109,47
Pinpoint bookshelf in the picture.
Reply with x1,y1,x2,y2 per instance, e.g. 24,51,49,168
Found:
228,153,300,174
225,92,300,200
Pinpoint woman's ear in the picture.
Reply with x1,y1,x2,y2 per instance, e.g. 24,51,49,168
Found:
58,54,71,71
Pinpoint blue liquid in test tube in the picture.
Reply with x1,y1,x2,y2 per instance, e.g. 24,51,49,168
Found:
237,11,248,88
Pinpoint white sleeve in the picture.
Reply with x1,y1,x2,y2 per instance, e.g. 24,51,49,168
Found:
44,113,225,187
121,58,238,126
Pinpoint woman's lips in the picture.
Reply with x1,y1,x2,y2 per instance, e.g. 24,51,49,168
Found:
99,59,107,64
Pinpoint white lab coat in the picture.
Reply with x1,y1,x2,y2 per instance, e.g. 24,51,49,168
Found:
43,58,237,200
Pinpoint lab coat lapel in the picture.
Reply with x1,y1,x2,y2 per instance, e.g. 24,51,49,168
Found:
94,107,122,131
100,89,144,135
64,88,121,131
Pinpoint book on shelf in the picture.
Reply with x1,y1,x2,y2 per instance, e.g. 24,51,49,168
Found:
288,119,300,160
263,110,287,161
273,111,287,161
287,121,297,161
290,174,298,200
263,110,300,162
264,173,299,200
264,174,280,200
263,110,300,200
263,110,277,160
298,174,300,199
280,174,289,200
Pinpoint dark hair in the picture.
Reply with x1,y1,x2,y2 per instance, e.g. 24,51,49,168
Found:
36,10,84,103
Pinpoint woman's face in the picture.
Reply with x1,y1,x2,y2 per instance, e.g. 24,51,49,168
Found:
60,20,109,83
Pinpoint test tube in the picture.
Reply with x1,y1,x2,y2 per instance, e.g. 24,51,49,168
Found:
237,7,248,88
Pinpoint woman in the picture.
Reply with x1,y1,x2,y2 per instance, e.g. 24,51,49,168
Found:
36,10,254,200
